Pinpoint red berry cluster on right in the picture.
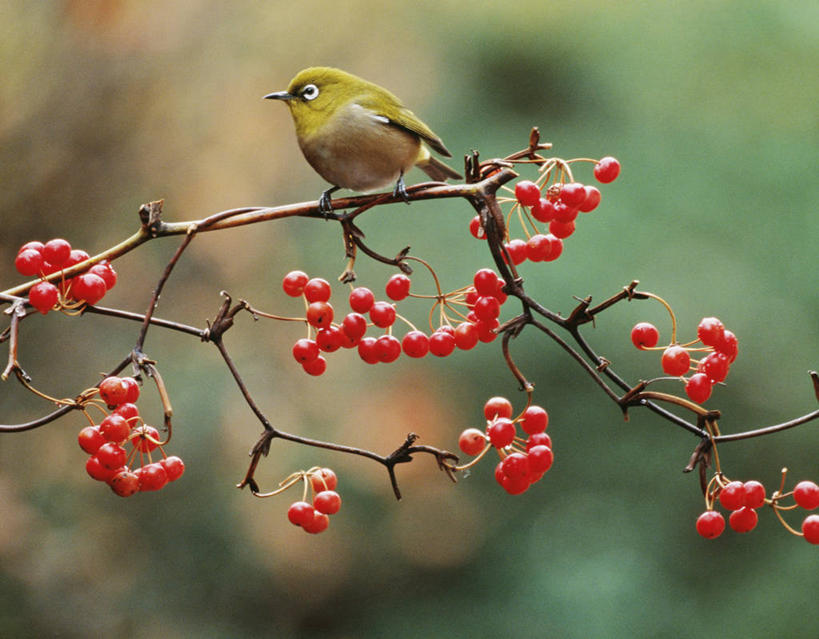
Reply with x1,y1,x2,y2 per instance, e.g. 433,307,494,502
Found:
286,468,342,535
696,477,819,544
469,156,620,266
631,316,739,404
78,375,184,497
14,238,117,313
458,396,554,495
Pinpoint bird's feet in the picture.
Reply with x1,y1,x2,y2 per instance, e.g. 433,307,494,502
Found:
392,173,410,205
319,186,340,217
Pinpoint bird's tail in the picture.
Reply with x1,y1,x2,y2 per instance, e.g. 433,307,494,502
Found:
416,148,462,182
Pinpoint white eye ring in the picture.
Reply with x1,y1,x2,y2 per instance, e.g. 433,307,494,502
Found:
301,84,319,101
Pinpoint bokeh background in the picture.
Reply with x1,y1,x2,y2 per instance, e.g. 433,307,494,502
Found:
1,1,818,637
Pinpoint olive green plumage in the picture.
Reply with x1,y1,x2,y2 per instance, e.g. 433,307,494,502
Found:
265,67,461,210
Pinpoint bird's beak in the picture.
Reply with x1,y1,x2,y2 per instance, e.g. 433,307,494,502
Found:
263,91,294,101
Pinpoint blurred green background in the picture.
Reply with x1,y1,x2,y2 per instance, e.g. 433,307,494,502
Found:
1,1,817,637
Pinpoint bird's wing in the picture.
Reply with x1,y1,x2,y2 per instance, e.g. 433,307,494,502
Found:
357,93,452,158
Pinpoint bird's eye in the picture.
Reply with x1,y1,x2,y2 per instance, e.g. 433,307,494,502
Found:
300,84,319,101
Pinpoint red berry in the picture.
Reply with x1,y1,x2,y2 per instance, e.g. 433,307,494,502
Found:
560,182,587,207
699,352,730,383
484,396,513,420
520,405,548,434
793,481,819,510
114,403,139,422
375,334,401,363
88,261,117,290
303,278,331,303
131,425,160,453
99,414,131,443
302,355,327,376
469,215,486,240
525,234,551,262
504,239,528,265
282,270,309,297
718,481,746,511
531,198,555,223
342,312,368,341
64,249,90,268
495,463,530,495
552,201,579,224
458,428,486,456
542,234,563,261
316,326,344,352
160,455,185,481
579,186,601,212
697,317,725,347
138,462,168,491
631,322,659,349
401,330,429,358
473,296,500,321
729,507,758,533
525,432,552,451
78,425,106,454
310,468,338,492
743,480,766,508
500,452,529,481
428,329,456,357
97,442,127,469
292,338,320,363
548,219,575,239
18,240,45,254
287,501,315,527
385,274,411,301
86,455,117,481
696,510,725,539
357,336,380,364
685,373,712,404
302,511,330,534
313,490,342,515
369,301,396,328
715,329,739,363
593,156,620,183
454,322,479,350
661,346,691,376
802,515,819,544
527,445,554,473
487,417,515,448
71,273,107,305
14,248,44,276
475,319,499,343
306,301,334,328
514,180,541,207
473,269,499,297
43,238,72,267
28,281,59,314
121,377,140,403
99,376,128,406
348,287,375,313
109,469,140,497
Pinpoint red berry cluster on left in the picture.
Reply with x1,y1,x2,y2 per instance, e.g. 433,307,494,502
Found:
77,376,184,497
631,316,739,404
14,238,117,313
458,396,554,495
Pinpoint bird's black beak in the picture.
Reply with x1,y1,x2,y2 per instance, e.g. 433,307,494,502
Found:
263,91,294,101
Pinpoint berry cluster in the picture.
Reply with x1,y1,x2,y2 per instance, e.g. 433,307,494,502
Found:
696,476,819,544
282,267,509,375
284,468,342,534
458,396,554,495
77,375,184,496
14,238,117,313
470,156,620,266
631,316,739,404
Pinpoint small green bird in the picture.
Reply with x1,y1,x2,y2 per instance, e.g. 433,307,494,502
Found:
265,67,462,213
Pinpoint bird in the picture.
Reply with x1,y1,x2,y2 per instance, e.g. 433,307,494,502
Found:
265,67,462,213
